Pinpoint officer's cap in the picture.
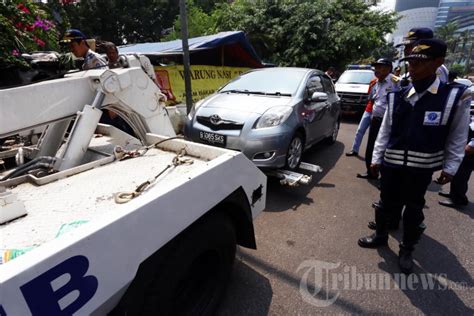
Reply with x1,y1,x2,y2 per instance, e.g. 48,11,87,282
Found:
60,29,87,45
402,28,434,45
371,58,393,68
401,39,447,61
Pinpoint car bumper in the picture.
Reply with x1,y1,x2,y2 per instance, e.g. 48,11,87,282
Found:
184,119,294,169
340,102,366,113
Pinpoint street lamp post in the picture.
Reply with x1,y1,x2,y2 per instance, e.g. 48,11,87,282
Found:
179,0,193,114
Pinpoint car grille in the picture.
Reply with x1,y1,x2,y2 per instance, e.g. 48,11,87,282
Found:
338,92,368,106
197,116,244,131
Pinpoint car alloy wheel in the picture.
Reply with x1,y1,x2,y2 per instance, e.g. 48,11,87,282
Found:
326,120,340,145
332,120,340,141
286,134,303,170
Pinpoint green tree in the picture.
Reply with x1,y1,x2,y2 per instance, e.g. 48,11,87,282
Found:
163,0,215,41
435,21,458,53
208,0,397,69
450,63,467,77
61,0,179,44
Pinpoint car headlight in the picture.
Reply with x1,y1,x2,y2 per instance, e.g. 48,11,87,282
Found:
255,106,293,129
187,100,204,120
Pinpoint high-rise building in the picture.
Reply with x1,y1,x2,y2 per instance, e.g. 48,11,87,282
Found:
392,0,441,45
435,0,474,28
375,0,396,11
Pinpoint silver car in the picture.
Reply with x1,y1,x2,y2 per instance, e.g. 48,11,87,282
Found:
184,67,341,170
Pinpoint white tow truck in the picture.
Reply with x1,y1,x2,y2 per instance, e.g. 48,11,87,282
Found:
0,57,266,315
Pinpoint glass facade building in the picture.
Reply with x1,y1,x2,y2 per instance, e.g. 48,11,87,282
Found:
392,0,441,45
435,0,474,28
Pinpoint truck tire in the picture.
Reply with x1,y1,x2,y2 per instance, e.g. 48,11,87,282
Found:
140,212,236,316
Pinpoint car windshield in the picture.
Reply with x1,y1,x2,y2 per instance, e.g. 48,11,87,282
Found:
220,69,306,96
337,71,374,84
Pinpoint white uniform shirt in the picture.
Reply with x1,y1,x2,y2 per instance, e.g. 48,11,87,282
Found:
83,49,108,70
371,74,400,118
436,64,449,83
372,77,472,175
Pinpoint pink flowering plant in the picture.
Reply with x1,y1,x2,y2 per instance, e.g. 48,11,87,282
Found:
0,1,60,68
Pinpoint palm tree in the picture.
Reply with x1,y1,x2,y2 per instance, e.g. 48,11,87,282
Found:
435,22,458,53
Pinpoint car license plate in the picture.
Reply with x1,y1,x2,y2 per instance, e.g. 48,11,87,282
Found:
199,131,226,147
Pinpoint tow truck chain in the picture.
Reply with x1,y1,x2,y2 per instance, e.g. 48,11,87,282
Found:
114,148,193,204
113,146,148,161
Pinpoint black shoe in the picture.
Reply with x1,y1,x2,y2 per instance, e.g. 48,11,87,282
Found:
358,233,388,248
372,201,381,209
439,198,468,208
368,221,399,231
368,221,377,230
438,191,451,198
399,246,414,274
346,150,358,157
357,172,378,179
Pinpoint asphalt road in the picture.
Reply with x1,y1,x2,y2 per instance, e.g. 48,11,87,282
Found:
218,117,474,315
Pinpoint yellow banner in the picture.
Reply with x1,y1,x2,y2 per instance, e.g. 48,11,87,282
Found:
154,65,250,105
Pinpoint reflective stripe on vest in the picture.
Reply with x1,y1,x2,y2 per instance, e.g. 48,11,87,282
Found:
386,148,404,155
384,149,445,168
388,93,395,126
441,88,459,125
407,150,444,158
385,152,404,160
406,161,443,168
384,157,404,166
384,156,444,169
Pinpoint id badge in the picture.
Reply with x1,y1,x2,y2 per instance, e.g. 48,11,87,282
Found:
423,111,441,126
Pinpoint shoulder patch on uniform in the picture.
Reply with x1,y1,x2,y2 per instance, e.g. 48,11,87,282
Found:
391,76,400,83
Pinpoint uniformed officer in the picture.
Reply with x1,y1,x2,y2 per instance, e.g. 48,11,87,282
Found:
60,29,108,70
356,58,400,179
366,28,451,231
358,39,471,274
401,27,449,85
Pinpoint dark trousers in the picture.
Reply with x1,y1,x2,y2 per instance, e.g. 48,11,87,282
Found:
449,154,474,204
379,165,433,245
365,116,383,172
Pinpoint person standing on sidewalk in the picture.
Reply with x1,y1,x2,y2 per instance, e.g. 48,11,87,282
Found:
358,39,471,274
356,58,400,179
346,78,377,157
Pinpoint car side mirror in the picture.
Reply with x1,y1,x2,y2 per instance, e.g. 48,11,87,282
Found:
311,92,328,102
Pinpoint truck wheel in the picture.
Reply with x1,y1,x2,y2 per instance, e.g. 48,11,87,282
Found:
141,212,236,316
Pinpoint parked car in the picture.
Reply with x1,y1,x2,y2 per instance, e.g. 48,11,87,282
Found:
184,67,341,170
335,65,375,115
